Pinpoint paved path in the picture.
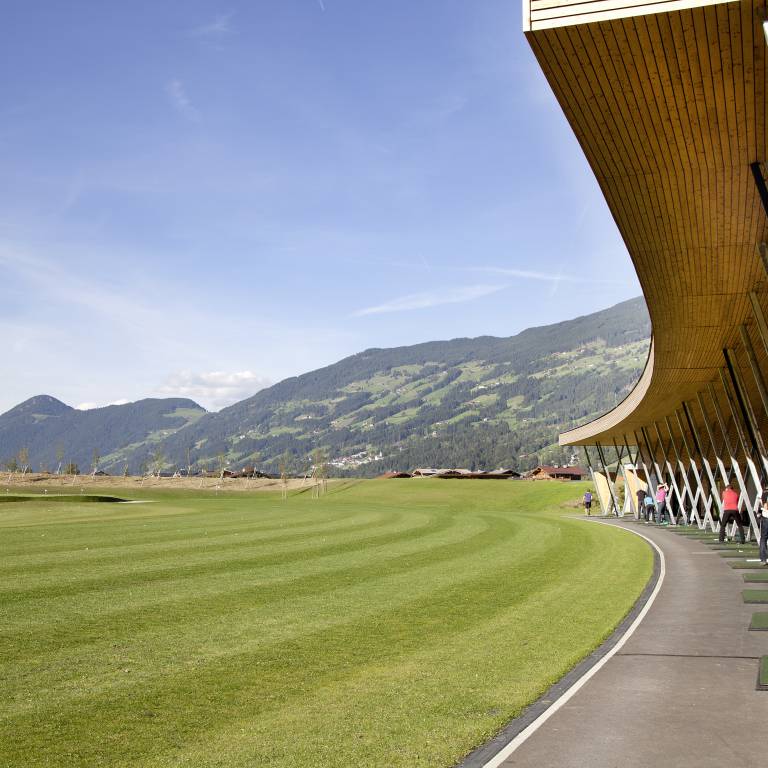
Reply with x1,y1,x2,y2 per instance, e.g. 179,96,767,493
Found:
498,521,767,768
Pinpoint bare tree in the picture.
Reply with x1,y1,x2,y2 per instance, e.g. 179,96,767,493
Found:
153,448,165,478
5,457,17,483
122,463,130,478
246,451,261,488
18,447,30,476
310,448,328,499
217,452,227,482
186,444,193,480
55,445,65,475
278,451,292,501
90,449,100,478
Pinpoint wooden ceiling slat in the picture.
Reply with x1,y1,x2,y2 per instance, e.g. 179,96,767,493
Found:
525,0,768,446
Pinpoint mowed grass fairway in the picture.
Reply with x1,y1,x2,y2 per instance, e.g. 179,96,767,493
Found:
0,480,651,767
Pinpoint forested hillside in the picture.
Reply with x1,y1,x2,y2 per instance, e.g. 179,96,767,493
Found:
1,297,650,476
161,296,650,474
0,396,205,474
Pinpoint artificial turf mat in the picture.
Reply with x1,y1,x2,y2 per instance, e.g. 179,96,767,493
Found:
729,560,767,568
758,657,768,691
749,613,768,630
743,573,768,582
0,479,652,768
718,550,759,558
742,590,768,603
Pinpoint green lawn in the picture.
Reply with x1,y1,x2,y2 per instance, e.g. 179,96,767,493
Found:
0,480,651,767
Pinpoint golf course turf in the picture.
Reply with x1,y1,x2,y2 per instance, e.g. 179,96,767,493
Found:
0,480,651,767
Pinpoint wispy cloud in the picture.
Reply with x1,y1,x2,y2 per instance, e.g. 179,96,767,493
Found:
155,370,272,410
165,79,200,122
472,266,622,286
352,284,504,317
0,247,162,332
188,12,235,38
317,0,326,10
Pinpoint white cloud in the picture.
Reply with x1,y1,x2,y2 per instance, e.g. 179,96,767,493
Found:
189,13,235,37
75,398,131,411
155,370,273,410
165,79,200,122
317,0,326,11
352,284,504,317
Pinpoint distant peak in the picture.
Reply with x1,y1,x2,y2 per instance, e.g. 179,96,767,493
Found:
2,394,73,418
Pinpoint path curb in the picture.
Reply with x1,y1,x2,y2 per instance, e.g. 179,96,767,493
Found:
455,520,663,768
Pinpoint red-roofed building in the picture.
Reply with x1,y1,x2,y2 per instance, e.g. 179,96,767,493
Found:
526,466,587,481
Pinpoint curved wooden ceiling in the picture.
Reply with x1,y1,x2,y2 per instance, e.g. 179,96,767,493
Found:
523,0,768,446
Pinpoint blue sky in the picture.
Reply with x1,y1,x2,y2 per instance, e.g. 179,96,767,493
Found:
0,0,640,413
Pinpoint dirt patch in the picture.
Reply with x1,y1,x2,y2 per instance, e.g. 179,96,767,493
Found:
0,472,336,493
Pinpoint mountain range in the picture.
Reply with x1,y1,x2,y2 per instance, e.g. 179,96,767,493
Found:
0,297,650,476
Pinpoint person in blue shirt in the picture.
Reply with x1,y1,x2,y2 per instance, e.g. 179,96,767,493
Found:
644,493,655,522
583,489,593,516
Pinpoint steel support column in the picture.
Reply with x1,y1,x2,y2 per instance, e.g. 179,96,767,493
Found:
723,349,768,476
595,442,620,517
740,324,768,423
620,435,642,519
673,410,704,527
749,291,768,358
640,426,663,517
634,429,657,501
716,370,761,539
684,400,718,531
583,447,603,516
654,421,685,523
663,415,693,525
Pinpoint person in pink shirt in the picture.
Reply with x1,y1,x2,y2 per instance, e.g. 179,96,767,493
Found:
719,481,745,544
655,483,669,525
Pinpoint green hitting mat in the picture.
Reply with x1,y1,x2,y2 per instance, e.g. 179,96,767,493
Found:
742,590,768,603
743,572,768,582
749,613,768,631
758,657,768,691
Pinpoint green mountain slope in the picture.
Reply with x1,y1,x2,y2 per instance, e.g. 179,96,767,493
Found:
0,396,206,473
1,298,650,476
160,296,650,474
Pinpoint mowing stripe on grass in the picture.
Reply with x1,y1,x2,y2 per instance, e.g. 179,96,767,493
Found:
0,480,651,768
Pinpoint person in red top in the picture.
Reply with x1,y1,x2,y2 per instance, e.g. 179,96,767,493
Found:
719,481,745,544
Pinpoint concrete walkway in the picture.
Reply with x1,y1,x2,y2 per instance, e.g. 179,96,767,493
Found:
498,520,767,768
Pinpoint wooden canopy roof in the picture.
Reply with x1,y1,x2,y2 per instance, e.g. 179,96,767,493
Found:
523,0,768,446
